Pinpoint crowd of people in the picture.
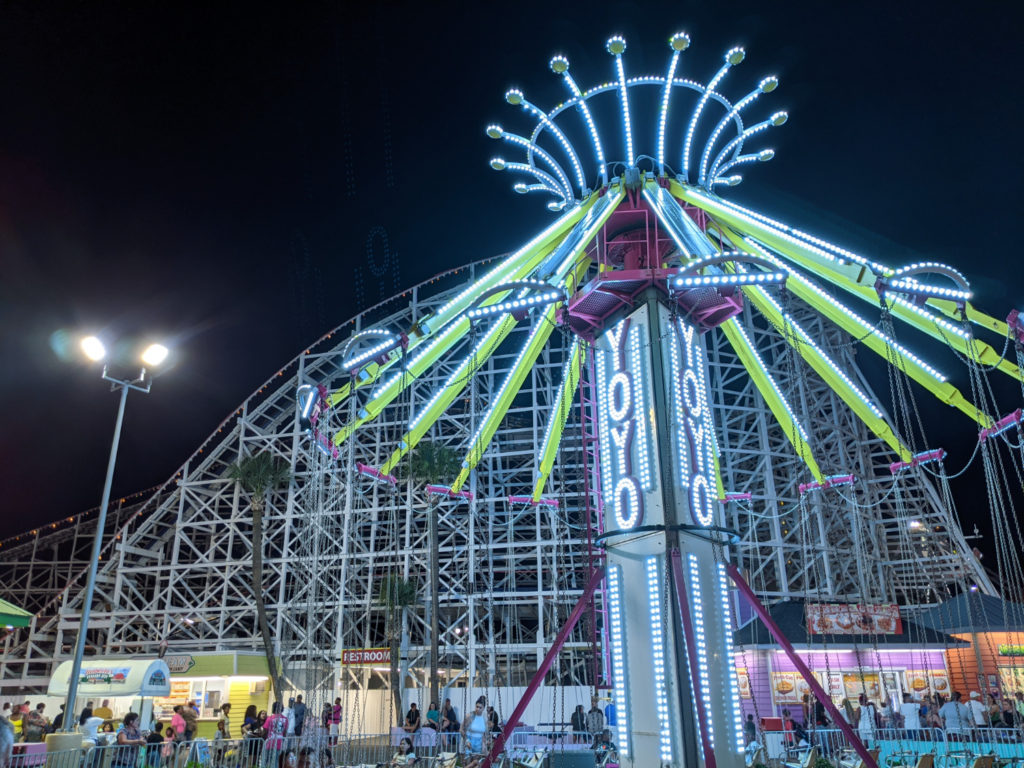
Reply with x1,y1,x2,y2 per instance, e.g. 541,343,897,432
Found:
745,690,1024,751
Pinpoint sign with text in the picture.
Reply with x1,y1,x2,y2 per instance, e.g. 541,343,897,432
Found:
341,648,390,666
806,603,902,635
163,655,196,674
80,666,130,684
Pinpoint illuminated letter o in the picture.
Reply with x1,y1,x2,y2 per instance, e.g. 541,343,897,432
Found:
614,476,641,529
682,368,702,419
690,474,714,527
609,371,632,422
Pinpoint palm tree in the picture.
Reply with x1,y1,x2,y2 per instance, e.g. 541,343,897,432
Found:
402,441,461,715
228,451,291,705
377,572,419,722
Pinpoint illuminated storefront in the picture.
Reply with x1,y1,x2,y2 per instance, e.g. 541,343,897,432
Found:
734,601,966,720
152,652,271,737
917,592,1024,699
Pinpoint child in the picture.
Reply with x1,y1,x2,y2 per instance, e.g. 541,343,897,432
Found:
213,719,228,766
145,722,164,768
162,727,177,764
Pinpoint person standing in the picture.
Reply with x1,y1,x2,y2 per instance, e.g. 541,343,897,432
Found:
262,703,288,768
966,692,987,733
23,704,48,742
171,706,187,741
180,702,198,741
586,700,605,742
570,705,586,743
856,694,876,744
220,704,232,740
0,705,15,768
51,705,66,733
744,714,757,745
284,699,296,737
939,691,970,740
899,693,921,738
94,700,113,720
330,698,342,735
293,696,306,737
460,700,489,760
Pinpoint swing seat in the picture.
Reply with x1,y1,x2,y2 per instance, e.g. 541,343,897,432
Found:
428,752,458,767
782,746,818,768
839,748,880,768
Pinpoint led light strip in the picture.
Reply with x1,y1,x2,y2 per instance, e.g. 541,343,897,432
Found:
887,277,972,301
688,554,715,750
683,48,743,182
606,565,631,759
497,131,574,200
646,556,673,763
429,204,584,329
729,319,811,442
698,76,776,185
747,283,885,419
496,161,567,204
550,189,624,278
744,239,949,382
893,260,969,284
882,293,970,339
656,36,688,174
715,149,774,178
675,319,718,527
628,325,654,490
464,311,555,453
717,563,745,753
706,115,781,184
607,36,634,165
341,333,399,371
669,322,690,482
407,320,509,432
517,100,587,194
465,290,562,319
693,190,890,275
672,271,786,289
554,63,608,184
373,319,468,397
539,338,581,468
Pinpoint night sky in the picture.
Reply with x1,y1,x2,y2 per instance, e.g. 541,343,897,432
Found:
1,2,1021,548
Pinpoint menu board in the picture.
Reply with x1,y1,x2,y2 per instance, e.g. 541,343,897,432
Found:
806,603,902,635
153,680,192,719
904,670,932,698
771,672,809,705
737,668,752,699
842,672,880,700
819,672,844,699
928,672,949,696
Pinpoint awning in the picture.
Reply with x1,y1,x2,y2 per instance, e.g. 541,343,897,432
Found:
47,658,172,698
0,597,33,628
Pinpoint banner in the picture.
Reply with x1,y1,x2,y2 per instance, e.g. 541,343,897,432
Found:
806,603,902,635
80,666,130,684
341,648,390,666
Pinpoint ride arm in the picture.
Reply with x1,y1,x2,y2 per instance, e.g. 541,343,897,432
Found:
719,317,825,483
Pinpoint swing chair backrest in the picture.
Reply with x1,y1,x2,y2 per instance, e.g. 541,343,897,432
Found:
914,753,935,768
968,756,994,768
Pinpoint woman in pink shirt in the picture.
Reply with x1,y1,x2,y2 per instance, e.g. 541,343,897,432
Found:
170,706,186,741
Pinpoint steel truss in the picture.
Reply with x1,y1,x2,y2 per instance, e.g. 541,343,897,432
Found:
0,256,989,696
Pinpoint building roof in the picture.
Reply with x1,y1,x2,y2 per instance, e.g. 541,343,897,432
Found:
913,591,1024,634
734,600,968,649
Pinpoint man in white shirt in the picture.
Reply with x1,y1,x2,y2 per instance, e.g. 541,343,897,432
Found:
283,698,296,737
899,693,922,735
967,692,987,726
939,692,970,739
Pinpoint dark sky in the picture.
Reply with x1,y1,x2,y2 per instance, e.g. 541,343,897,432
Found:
1,1,1021,544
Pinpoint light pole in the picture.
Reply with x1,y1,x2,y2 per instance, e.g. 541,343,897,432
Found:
60,337,169,731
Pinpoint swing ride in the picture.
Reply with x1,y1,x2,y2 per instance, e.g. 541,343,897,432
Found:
2,28,1024,768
